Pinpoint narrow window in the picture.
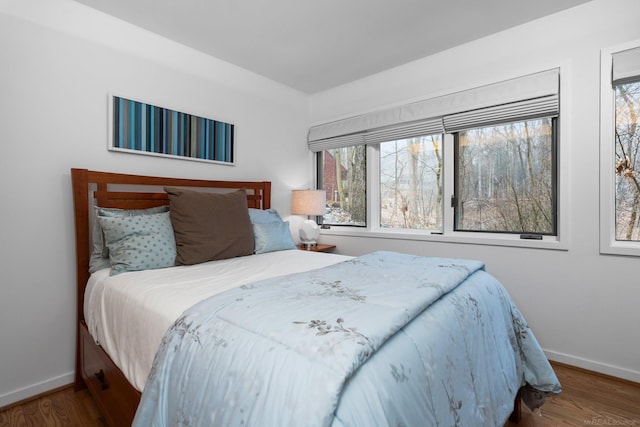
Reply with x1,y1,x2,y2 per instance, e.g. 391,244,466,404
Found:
614,81,640,241
318,146,367,226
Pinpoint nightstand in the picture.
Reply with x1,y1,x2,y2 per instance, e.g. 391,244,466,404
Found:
297,244,336,253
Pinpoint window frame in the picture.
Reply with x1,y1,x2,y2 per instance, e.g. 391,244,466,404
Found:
600,41,640,257
452,117,558,236
377,135,445,233
315,67,570,251
317,146,368,228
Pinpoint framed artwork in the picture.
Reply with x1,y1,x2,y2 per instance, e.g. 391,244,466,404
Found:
108,95,235,165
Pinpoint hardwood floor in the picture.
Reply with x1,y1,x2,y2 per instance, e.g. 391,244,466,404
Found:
506,362,640,427
0,386,106,427
1,362,638,426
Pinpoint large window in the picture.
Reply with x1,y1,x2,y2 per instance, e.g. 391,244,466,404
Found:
454,118,556,234
312,68,564,248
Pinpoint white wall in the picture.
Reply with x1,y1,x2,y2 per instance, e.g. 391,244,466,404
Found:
311,0,640,382
0,0,311,406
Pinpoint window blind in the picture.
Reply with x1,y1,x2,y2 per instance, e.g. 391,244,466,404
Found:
442,95,558,132
308,68,559,151
612,46,640,85
363,118,444,145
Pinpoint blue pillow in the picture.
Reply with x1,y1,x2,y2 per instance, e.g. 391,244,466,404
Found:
89,205,170,273
252,221,296,254
248,208,282,224
98,211,176,275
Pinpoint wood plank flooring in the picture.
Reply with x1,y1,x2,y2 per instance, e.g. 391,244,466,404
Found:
1,362,638,426
507,362,640,427
0,386,106,427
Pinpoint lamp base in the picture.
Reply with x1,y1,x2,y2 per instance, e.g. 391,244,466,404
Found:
299,220,320,244
299,240,317,249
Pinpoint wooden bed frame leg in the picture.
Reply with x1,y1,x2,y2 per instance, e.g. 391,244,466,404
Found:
509,389,522,423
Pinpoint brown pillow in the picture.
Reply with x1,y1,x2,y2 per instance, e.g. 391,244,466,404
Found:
165,187,254,265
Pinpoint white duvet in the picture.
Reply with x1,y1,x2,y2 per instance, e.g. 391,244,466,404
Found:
85,249,351,391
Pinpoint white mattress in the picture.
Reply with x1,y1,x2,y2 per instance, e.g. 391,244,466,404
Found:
84,249,351,391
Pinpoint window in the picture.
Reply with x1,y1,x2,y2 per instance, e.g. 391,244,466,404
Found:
379,135,443,231
454,118,556,235
600,43,640,256
613,82,640,241
312,68,564,248
318,146,366,226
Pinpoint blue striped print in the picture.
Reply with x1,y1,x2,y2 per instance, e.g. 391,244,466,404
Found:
112,96,233,163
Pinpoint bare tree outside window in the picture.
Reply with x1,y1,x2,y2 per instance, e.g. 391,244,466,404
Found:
317,118,558,236
455,118,555,234
379,135,443,230
320,146,366,226
615,82,640,241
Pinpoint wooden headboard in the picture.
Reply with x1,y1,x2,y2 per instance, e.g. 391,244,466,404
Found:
70,168,271,387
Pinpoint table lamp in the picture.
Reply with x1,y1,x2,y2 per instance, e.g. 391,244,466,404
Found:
291,189,326,248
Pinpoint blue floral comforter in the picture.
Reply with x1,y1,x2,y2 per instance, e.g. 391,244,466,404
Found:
133,251,561,426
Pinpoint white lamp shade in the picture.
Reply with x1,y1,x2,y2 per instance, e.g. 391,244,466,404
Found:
291,190,326,216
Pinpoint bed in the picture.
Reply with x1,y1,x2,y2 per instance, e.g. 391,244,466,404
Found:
71,168,561,427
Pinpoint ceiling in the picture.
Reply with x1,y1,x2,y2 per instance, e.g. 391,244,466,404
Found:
73,0,592,94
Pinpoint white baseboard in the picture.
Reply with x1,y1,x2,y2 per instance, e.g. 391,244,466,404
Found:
545,349,640,383
0,372,74,408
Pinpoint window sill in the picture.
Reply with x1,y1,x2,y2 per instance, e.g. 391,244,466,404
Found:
320,227,569,251
600,241,640,257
